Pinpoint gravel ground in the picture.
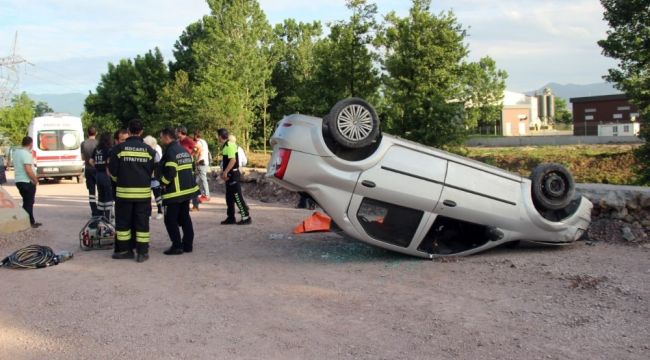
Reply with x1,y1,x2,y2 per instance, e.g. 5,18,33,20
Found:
0,178,649,360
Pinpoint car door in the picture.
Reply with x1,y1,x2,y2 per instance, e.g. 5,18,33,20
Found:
434,161,523,228
347,145,448,248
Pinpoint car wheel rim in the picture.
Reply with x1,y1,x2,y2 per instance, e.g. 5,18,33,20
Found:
336,104,374,142
542,173,566,199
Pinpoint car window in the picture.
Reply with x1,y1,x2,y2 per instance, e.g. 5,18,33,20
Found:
356,198,423,248
38,130,81,151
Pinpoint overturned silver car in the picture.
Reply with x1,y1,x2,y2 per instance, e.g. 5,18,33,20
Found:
267,98,592,258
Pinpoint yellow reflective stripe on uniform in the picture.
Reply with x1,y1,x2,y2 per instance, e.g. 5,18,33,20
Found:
135,231,150,243
116,187,151,193
116,187,151,199
118,151,152,159
161,186,199,200
116,193,151,199
165,162,192,171
161,176,170,185
116,230,131,241
115,186,151,196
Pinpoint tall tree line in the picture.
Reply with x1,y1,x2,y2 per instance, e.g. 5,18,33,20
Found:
84,0,508,150
599,0,650,184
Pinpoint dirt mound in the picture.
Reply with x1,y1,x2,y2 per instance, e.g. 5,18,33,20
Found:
586,218,649,246
208,168,300,205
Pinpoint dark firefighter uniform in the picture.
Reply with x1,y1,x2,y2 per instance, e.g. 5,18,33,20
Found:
159,140,199,252
222,140,250,223
108,136,156,258
92,144,113,220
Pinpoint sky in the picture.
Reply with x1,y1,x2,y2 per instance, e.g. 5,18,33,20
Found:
0,0,618,95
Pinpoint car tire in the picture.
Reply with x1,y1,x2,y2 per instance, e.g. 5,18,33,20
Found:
530,163,575,211
325,98,380,149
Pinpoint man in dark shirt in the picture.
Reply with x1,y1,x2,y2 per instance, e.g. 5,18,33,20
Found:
81,126,99,216
176,126,200,211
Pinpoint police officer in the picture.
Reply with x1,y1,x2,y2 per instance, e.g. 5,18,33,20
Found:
217,128,251,225
158,128,199,255
108,120,156,263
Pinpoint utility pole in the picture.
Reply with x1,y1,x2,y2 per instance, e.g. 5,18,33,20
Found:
0,32,33,107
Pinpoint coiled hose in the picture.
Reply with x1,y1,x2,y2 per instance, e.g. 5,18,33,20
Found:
1,245,71,269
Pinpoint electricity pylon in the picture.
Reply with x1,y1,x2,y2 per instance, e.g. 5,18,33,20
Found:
0,32,33,107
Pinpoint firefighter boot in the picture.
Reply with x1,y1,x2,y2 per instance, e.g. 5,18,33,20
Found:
112,239,134,259
136,243,149,263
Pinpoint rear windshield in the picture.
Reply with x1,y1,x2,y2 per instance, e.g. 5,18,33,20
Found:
38,130,81,151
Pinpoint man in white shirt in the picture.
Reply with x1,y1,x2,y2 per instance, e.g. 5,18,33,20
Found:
194,131,210,202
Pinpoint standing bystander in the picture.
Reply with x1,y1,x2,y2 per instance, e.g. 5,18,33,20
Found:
81,126,99,216
143,135,164,220
13,136,41,228
194,131,211,203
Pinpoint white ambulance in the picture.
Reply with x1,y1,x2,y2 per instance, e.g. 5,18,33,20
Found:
28,113,85,182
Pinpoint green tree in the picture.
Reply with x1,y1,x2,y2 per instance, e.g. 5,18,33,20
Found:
382,0,469,147
156,70,197,131
33,101,53,117
554,98,572,124
0,93,35,145
461,56,508,132
311,0,381,115
84,48,169,135
598,0,650,183
169,20,210,82
173,0,276,150
270,19,323,121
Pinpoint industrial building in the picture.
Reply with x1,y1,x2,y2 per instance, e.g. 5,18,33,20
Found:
501,88,555,136
570,94,641,136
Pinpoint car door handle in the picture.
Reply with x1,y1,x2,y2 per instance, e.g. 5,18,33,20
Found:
361,180,376,188
443,200,457,207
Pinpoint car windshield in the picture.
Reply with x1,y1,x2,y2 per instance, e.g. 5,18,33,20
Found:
38,130,81,151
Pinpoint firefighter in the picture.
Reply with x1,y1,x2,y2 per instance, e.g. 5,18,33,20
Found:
108,120,156,263
158,128,199,255
217,128,251,225
90,132,113,219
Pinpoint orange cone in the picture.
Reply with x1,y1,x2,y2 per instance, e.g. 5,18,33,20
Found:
293,211,332,234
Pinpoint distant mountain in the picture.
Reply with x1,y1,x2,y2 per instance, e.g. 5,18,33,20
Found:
28,93,86,117
526,82,623,102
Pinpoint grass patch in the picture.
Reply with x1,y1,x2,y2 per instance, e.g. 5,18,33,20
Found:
467,144,639,185
247,151,272,169
246,144,640,185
